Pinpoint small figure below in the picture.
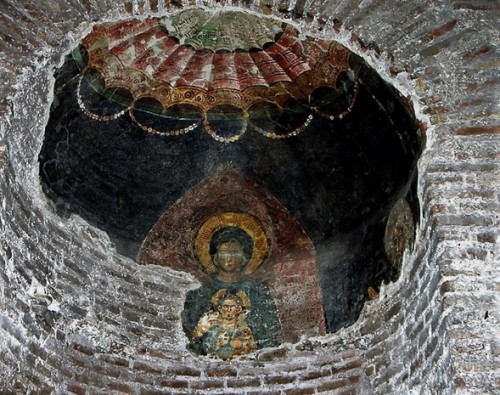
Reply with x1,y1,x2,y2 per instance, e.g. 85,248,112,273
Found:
191,289,257,360
183,222,283,358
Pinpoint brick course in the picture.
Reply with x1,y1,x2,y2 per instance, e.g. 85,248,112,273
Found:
0,0,498,394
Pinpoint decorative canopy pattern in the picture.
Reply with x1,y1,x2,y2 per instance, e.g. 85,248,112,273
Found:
41,7,423,334
159,9,284,51
78,8,358,142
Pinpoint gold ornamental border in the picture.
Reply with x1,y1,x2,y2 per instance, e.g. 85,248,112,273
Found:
194,212,269,275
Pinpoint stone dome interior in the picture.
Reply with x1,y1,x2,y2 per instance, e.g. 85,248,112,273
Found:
39,8,423,340
1,0,497,393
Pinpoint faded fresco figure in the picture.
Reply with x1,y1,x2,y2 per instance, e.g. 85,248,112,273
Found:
213,240,248,283
191,289,257,360
183,227,283,358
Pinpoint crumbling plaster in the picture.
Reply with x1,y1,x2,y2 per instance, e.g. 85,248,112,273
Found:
0,1,498,394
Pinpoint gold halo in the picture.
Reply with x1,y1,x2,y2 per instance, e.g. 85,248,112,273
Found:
210,289,252,309
235,290,252,309
211,289,230,306
194,212,269,275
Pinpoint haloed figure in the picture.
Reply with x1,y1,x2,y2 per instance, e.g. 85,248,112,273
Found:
191,289,257,360
213,241,246,283
183,227,283,358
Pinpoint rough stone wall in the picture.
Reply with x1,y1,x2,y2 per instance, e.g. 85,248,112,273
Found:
0,1,498,394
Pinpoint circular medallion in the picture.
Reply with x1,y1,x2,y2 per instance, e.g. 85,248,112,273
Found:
194,212,269,275
160,8,284,52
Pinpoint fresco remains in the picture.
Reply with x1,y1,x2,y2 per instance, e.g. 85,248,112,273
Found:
184,216,283,359
40,6,423,357
76,8,357,142
139,170,327,354
384,199,415,272
190,288,258,360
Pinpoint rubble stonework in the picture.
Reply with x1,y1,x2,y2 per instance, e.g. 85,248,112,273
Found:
0,1,498,394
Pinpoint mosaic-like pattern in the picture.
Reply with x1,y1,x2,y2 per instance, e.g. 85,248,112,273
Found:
77,8,356,141
160,9,283,51
40,8,423,350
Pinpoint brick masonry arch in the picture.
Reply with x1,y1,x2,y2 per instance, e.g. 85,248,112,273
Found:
0,1,498,394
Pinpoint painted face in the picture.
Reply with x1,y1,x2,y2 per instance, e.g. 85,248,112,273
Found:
214,241,244,272
218,298,243,320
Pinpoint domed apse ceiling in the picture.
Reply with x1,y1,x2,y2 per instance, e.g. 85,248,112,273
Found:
39,8,423,339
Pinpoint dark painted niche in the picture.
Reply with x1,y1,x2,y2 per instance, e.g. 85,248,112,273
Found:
39,27,423,334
